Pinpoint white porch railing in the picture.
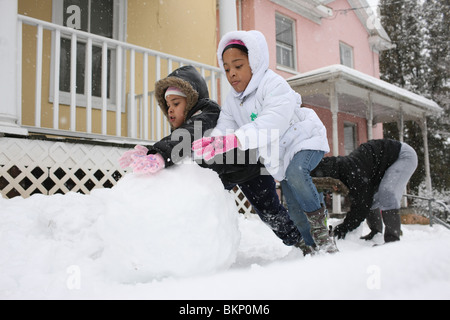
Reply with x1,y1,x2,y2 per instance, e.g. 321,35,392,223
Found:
9,15,256,215
17,14,222,142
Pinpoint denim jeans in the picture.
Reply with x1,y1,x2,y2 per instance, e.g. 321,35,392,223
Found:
225,175,302,246
281,150,325,246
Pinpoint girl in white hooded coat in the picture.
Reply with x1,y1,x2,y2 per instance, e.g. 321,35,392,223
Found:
193,30,337,254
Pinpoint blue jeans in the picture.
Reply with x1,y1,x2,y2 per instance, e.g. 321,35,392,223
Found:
281,150,325,246
225,175,302,246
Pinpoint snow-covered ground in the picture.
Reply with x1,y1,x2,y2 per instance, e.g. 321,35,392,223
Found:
1,162,449,300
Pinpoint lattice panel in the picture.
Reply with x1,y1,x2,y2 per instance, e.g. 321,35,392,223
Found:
0,137,254,214
0,137,127,199
233,186,255,215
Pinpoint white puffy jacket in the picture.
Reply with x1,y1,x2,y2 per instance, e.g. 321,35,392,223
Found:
212,30,330,180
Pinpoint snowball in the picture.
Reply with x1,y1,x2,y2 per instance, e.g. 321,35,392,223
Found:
94,161,240,283
0,161,240,287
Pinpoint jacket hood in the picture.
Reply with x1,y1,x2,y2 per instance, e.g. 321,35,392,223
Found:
155,66,209,118
217,30,270,99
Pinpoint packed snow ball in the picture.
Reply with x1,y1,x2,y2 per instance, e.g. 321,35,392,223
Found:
96,162,241,282
0,161,240,285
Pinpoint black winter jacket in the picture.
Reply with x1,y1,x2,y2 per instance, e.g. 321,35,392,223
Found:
312,139,402,238
146,66,262,185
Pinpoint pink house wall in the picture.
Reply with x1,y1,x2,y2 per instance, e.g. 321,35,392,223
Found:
242,0,380,78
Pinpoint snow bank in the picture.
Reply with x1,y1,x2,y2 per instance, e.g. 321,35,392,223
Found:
0,161,240,294
1,160,450,300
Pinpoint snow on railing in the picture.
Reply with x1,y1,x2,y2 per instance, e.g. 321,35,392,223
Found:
17,14,222,142
404,194,450,230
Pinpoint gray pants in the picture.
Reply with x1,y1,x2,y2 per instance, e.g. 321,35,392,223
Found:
371,143,418,211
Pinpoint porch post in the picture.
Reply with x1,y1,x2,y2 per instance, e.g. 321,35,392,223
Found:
397,104,404,142
218,0,237,105
330,83,339,157
367,93,373,140
418,116,433,195
0,0,27,135
397,105,407,207
219,0,238,36
329,83,341,214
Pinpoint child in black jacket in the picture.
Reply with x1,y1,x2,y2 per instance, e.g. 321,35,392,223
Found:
312,139,418,243
119,66,301,247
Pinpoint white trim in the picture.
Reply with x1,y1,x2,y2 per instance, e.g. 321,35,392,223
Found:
288,64,442,116
339,41,354,69
275,12,297,71
49,0,127,112
270,0,333,24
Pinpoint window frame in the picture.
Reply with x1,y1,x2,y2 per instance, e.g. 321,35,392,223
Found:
344,122,358,156
339,41,354,69
275,13,297,71
50,0,127,111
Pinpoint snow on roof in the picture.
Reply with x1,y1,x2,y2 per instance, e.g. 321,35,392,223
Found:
288,64,442,115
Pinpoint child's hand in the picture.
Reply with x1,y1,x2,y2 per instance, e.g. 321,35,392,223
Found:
118,145,149,169
130,153,165,174
192,134,238,161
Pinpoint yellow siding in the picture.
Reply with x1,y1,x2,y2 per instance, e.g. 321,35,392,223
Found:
18,0,218,138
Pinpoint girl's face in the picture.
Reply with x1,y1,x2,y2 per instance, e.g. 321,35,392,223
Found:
222,48,252,93
166,95,187,129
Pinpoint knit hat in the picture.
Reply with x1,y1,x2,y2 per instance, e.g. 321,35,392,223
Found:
165,86,187,100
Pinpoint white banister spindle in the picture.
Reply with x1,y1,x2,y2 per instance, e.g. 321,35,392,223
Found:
211,71,217,102
101,42,108,135
201,67,205,79
155,55,162,140
167,58,173,74
164,58,173,137
53,29,60,130
16,14,222,141
35,24,43,127
115,45,122,137
70,33,77,131
129,49,136,138
85,37,92,133
16,20,23,126
143,53,149,140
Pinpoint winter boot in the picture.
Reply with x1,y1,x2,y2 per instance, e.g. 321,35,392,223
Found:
295,239,317,256
382,209,401,243
361,208,383,241
305,206,339,254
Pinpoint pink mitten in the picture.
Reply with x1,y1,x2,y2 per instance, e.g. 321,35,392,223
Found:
130,153,165,174
192,136,215,151
192,134,238,161
118,145,148,169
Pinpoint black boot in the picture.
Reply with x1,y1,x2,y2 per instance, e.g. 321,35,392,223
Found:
361,208,383,241
382,209,401,243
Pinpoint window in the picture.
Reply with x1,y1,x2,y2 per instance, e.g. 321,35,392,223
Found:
276,14,296,70
344,123,357,155
52,0,126,109
339,42,354,68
